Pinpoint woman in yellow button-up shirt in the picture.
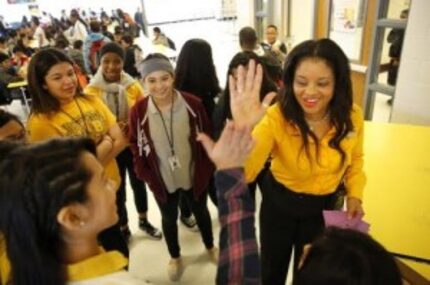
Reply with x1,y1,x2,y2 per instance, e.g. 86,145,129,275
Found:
228,38,365,285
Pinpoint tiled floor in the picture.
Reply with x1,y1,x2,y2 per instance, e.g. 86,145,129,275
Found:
126,188,224,284
2,18,394,285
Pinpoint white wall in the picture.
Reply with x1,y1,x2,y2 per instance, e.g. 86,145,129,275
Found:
235,0,255,31
289,0,315,49
0,3,33,23
143,0,216,24
214,0,237,19
270,0,288,45
390,0,430,126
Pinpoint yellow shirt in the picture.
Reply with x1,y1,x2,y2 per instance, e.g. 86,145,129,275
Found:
245,103,366,200
84,80,144,110
67,249,128,282
0,236,10,285
27,95,120,184
1,242,128,284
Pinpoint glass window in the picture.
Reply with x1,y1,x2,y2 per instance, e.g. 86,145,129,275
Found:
328,0,367,61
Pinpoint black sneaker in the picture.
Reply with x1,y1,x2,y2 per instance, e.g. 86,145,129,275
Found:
139,219,162,240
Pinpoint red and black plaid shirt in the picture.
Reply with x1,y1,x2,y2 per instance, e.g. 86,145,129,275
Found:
215,168,261,285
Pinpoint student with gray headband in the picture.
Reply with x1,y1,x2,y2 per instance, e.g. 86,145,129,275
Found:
128,53,217,281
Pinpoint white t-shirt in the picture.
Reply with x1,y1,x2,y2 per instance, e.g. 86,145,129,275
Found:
69,21,88,43
34,26,49,48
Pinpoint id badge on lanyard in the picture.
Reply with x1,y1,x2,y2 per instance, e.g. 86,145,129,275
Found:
168,153,181,171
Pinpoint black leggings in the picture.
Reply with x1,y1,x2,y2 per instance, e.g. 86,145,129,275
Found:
260,172,337,285
116,148,148,226
179,176,217,217
156,189,214,258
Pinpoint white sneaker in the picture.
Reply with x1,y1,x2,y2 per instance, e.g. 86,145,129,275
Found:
207,247,219,264
167,258,184,281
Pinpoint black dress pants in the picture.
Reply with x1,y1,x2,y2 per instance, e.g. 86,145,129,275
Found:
260,172,337,285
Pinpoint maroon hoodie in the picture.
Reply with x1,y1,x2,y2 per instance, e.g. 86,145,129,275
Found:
128,91,214,203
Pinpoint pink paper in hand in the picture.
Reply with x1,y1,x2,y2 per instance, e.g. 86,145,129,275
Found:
323,210,370,233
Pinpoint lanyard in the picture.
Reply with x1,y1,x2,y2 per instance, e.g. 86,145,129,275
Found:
60,98,90,136
113,92,120,118
151,95,175,156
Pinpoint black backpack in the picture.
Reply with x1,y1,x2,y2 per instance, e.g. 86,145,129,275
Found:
0,81,12,105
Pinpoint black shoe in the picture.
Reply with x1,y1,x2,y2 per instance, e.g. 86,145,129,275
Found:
120,226,132,243
139,219,162,240
180,214,196,228
180,214,199,232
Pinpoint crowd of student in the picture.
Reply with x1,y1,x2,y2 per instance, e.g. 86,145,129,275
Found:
0,8,168,91
0,8,406,285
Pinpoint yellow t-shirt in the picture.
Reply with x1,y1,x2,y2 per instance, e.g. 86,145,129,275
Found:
27,95,120,184
1,242,128,284
67,249,128,282
245,103,366,200
0,236,10,285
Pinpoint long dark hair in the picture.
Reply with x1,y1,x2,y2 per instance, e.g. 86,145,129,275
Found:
0,138,96,285
213,51,277,138
27,48,82,114
175,39,221,116
280,38,353,166
295,228,402,285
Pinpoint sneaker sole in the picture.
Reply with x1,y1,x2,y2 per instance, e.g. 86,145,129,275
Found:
142,230,163,240
180,224,200,232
